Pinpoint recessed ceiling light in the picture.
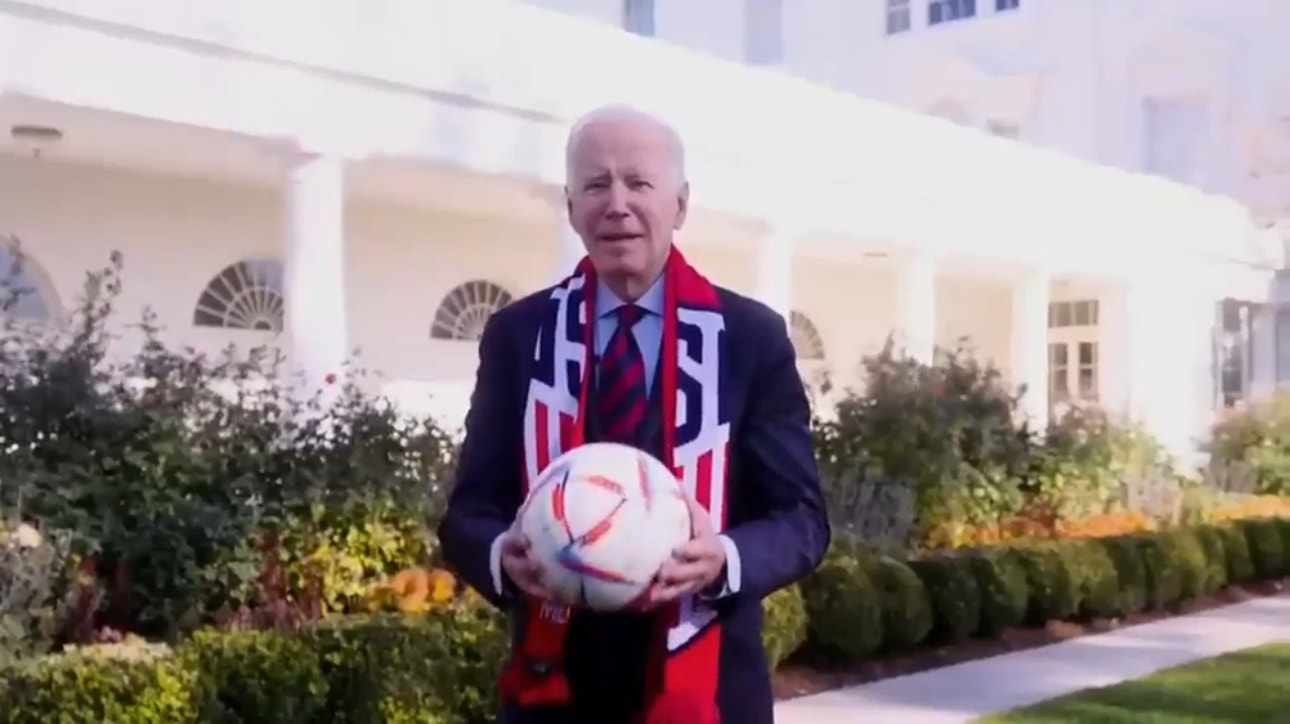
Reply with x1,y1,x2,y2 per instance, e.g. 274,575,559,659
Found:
10,124,63,143
9,124,64,159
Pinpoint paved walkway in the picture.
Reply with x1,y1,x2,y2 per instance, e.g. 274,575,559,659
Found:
773,593,1290,724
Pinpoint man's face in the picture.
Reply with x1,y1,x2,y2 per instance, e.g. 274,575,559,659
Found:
565,116,689,287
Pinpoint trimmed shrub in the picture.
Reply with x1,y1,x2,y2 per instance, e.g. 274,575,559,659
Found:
1058,539,1122,619
0,639,198,724
962,547,1028,636
301,609,505,724
1240,518,1287,579
800,552,884,662
1277,518,1290,563
761,584,808,669
1134,533,1182,610
866,555,933,650
1215,523,1256,585
1098,535,1148,615
1006,543,1077,624
0,606,507,724
907,555,980,643
1161,529,1208,601
1192,525,1230,594
181,628,326,722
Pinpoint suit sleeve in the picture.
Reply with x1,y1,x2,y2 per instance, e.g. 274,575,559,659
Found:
436,312,525,609
722,311,830,600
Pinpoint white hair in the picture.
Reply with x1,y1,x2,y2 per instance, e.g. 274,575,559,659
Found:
564,104,687,187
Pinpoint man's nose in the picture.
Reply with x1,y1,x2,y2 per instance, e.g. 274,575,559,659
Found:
604,183,630,217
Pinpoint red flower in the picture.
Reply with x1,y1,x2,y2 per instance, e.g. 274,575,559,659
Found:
324,373,337,385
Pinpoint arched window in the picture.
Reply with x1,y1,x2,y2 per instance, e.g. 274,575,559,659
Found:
0,245,58,321
790,310,826,361
431,280,514,341
193,259,284,331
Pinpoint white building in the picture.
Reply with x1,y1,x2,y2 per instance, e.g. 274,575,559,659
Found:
0,0,1278,459
532,0,1290,410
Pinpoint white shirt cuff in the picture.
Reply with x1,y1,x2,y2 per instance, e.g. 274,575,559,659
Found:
489,532,507,598
704,534,742,599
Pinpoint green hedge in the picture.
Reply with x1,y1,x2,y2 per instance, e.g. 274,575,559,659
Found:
761,584,808,669
4,519,1288,721
795,517,1290,669
0,606,507,724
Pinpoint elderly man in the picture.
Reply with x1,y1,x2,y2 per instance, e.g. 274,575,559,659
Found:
438,105,829,724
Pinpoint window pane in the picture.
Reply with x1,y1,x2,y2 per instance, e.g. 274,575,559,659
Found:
1078,342,1096,365
1053,302,1072,328
1049,343,1067,365
1078,367,1096,398
929,0,975,25
1050,369,1068,396
886,9,911,34
624,0,655,36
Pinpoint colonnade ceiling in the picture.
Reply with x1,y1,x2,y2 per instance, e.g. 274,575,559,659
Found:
0,94,556,222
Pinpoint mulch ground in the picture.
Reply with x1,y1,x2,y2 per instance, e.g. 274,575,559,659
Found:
771,577,1288,701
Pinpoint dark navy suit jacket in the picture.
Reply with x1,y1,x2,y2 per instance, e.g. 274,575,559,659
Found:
437,283,830,724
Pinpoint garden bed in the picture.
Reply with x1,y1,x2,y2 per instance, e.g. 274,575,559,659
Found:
762,515,1290,707
772,575,1287,700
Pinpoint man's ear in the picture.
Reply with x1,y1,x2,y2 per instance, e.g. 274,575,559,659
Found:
564,185,573,219
674,182,690,230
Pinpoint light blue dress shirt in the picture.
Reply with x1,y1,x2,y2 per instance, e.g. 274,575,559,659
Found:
593,277,664,392
593,278,742,601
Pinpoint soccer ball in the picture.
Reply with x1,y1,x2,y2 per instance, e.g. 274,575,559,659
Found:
518,442,693,612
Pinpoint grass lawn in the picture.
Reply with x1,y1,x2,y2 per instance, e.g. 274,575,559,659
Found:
977,642,1290,723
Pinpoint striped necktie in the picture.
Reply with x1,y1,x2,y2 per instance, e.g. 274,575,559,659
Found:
597,304,648,444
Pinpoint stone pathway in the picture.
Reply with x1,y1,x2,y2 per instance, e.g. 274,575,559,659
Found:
773,593,1290,724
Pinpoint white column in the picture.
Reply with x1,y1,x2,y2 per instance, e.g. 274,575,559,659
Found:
1010,270,1050,425
894,254,936,363
554,216,584,282
284,154,348,407
755,229,793,320
1110,272,1217,466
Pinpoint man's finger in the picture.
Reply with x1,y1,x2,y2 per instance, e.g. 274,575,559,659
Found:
657,559,708,586
686,497,714,536
649,581,697,605
501,532,531,553
670,539,714,563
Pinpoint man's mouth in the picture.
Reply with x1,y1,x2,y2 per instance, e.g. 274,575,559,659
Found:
599,233,642,243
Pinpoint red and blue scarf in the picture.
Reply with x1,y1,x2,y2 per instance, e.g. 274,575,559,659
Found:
501,248,731,723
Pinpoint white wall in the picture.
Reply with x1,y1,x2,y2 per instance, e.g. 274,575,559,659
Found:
525,0,749,62
529,0,1290,225
0,155,1029,428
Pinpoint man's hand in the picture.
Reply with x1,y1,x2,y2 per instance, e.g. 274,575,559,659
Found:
649,497,726,606
499,526,550,599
